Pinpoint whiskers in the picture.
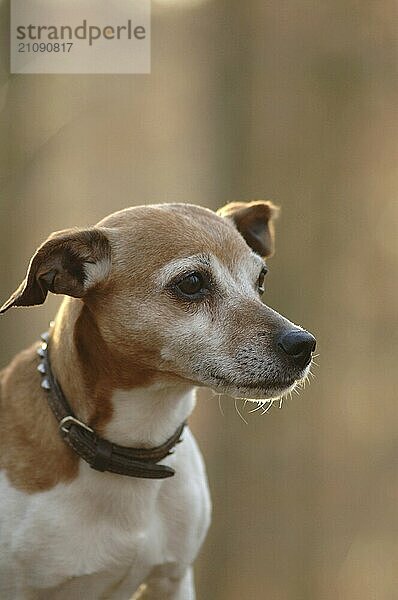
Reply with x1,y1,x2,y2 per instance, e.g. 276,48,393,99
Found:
293,353,319,395
304,353,319,383
217,393,225,417
209,351,319,423
211,386,295,423
311,353,320,368
234,397,278,420
247,399,274,415
234,398,248,424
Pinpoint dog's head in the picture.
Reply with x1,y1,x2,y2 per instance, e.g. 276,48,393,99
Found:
1,202,315,401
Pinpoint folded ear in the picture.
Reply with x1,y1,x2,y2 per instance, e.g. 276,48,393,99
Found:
217,200,279,258
0,228,111,314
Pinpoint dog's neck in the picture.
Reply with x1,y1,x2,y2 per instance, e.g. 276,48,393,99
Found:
104,387,195,447
49,298,196,448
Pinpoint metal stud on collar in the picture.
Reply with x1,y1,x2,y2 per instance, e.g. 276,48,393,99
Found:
37,362,46,374
37,333,51,389
37,346,46,358
41,378,51,390
36,329,92,435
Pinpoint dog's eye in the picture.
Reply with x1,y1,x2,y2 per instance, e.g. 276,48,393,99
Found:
258,267,268,294
175,272,208,299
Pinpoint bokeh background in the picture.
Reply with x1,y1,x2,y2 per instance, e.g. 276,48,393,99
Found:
1,1,397,598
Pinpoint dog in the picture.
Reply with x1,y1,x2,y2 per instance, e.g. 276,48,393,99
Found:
0,201,315,599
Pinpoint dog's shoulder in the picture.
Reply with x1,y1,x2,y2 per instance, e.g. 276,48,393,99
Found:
0,343,78,494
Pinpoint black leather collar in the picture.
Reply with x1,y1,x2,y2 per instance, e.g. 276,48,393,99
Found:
37,332,185,479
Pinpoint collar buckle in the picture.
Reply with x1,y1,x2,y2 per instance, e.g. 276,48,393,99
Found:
59,415,94,435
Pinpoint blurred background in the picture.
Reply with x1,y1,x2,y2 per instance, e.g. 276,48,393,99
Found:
1,1,397,598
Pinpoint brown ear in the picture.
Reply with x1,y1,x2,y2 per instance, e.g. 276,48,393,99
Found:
0,228,111,314
217,200,279,258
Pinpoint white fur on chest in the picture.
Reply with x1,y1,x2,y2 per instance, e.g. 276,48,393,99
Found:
105,385,196,447
0,387,211,598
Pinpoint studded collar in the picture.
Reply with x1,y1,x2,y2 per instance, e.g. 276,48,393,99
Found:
37,331,186,479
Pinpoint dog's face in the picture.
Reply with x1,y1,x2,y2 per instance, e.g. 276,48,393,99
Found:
0,202,315,401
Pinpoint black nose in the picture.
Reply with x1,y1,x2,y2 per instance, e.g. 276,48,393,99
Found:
278,330,316,368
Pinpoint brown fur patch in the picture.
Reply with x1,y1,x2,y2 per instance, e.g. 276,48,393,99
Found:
0,344,78,493
72,303,158,432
